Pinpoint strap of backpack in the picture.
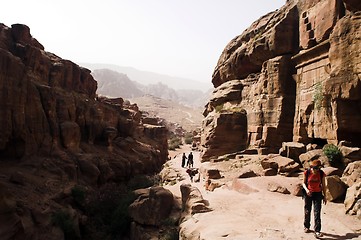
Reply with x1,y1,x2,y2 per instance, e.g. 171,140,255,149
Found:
305,168,310,187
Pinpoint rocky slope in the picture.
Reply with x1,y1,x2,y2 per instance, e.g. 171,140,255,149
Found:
129,95,204,133
0,23,168,239
202,0,361,159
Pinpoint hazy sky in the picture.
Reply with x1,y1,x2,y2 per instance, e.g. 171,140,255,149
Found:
2,0,285,83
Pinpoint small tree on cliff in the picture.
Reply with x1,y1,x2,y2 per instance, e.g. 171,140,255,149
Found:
322,144,342,167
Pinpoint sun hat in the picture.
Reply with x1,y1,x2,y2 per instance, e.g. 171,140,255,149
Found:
310,160,322,167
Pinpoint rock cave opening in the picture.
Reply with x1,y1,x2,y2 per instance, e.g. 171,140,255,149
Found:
311,137,327,148
337,130,361,147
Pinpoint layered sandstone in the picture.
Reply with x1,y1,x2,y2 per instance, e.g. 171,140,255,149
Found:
0,23,168,165
0,23,168,239
202,0,361,160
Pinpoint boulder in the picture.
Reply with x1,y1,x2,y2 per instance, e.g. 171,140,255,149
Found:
205,180,222,192
262,155,301,174
342,161,361,187
325,175,348,202
279,142,306,163
344,181,361,217
299,149,324,167
267,182,290,194
160,167,182,184
129,186,174,226
180,184,211,214
322,166,343,177
340,146,361,162
179,217,201,240
263,168,278,176
292,183,303,197
306,143,319,151
205,169,222,180
238,170,259,178
261,158,279,170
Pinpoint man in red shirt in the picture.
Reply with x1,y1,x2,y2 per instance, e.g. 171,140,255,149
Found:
302,160,327,238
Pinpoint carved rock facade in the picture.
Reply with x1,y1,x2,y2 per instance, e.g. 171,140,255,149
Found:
202,0,361,160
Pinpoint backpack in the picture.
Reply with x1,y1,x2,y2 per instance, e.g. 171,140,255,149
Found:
302,168,324,198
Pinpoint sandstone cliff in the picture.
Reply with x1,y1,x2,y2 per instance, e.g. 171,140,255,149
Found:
0,23,168,239
202,0,361,160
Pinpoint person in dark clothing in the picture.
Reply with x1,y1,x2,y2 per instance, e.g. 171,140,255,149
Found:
186,168,198,182
302,160,327,239
181,153,187,168
187,152,193,168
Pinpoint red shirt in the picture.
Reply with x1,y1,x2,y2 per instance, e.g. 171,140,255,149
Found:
304,169,324,193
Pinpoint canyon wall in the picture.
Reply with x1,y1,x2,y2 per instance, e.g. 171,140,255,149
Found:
0,23,168,239
202,0,361,160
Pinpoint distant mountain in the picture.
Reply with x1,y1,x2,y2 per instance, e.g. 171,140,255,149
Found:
90,68,211,108
80,63,212,92
92,69,143,98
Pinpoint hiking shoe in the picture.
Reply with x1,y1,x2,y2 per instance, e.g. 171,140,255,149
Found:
314,232,323,238
304,228,311,233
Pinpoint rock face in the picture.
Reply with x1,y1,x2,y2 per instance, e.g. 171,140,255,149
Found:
201,0,361,160
0,22,168,168
0,23,168,239
201,110,247,160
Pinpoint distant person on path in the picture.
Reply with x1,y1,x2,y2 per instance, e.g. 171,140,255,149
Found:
181,153,187,168
187,152,194,168
302,160,327,239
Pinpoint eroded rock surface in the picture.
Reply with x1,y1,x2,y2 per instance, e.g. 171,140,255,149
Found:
202,0,361,160
0,23,168,239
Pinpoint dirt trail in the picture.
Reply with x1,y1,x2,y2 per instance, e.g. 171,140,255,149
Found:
166,145,361,240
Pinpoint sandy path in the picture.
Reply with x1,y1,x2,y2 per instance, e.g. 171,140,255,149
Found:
166,145,361,240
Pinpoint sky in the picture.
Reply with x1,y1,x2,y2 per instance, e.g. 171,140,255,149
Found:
1,0,285,83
